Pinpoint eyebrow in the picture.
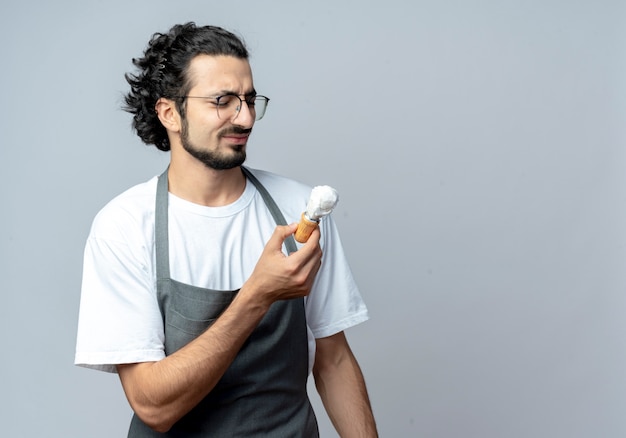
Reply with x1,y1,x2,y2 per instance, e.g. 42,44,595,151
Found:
216,89,257,97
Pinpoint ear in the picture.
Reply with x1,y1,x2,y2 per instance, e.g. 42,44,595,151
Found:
155,98,182,133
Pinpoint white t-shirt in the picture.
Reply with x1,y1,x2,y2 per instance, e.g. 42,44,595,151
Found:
75,168,368,374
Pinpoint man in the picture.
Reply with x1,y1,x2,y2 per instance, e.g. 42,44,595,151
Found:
75,22,377,437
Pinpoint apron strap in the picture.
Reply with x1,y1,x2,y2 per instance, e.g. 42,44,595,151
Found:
241,166,298,255
155,168,170,280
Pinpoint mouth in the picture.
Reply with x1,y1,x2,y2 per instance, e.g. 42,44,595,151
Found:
220,127,252,145
222,134,250,145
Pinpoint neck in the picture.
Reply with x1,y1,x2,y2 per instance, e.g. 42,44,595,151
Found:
167,157,246,207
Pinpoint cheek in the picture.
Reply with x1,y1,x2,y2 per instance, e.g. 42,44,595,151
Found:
186,116,222,140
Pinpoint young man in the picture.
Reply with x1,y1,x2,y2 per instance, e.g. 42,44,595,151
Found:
75,22,377,437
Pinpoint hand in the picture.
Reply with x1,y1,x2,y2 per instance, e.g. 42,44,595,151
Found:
242,223,322,307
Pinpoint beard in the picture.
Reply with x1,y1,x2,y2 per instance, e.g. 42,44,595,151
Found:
180,119,249,170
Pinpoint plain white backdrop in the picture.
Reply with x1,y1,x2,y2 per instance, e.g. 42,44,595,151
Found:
1,1,625,436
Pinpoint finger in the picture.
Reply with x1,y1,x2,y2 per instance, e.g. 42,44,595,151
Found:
299,226,321,249
265,224,298,252
292,227,322,266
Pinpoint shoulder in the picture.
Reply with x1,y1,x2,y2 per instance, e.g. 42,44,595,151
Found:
89,176,159,241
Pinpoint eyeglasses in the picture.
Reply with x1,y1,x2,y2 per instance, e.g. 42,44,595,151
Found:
178,94,270,121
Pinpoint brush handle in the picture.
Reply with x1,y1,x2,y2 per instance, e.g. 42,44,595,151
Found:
294,212,319,243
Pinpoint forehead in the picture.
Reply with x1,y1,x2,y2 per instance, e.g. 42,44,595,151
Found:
186,54,253,93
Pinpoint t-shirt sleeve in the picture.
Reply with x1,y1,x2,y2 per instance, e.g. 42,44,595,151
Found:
304,215,369,339
74,215,165,373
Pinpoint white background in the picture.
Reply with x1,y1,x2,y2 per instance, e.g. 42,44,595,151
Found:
2,1,625,436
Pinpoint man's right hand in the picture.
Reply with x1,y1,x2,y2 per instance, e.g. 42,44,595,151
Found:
241,223,323,309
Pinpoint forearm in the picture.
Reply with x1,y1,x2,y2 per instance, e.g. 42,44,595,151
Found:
118,289,269,432
314,333,378,438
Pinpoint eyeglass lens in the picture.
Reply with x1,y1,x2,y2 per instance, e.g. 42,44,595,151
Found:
216,95,268,121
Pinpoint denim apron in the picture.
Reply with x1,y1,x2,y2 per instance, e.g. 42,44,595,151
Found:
127,167,319,437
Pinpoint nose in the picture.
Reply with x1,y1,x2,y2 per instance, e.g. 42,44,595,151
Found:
232,100,255,127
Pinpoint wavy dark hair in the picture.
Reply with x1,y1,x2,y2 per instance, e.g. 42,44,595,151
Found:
123,23,249,151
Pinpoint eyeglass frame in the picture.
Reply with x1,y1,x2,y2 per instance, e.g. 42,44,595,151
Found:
169,93,270,122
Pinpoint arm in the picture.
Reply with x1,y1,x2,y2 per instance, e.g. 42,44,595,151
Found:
313,331,378,437
117,223,322,433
